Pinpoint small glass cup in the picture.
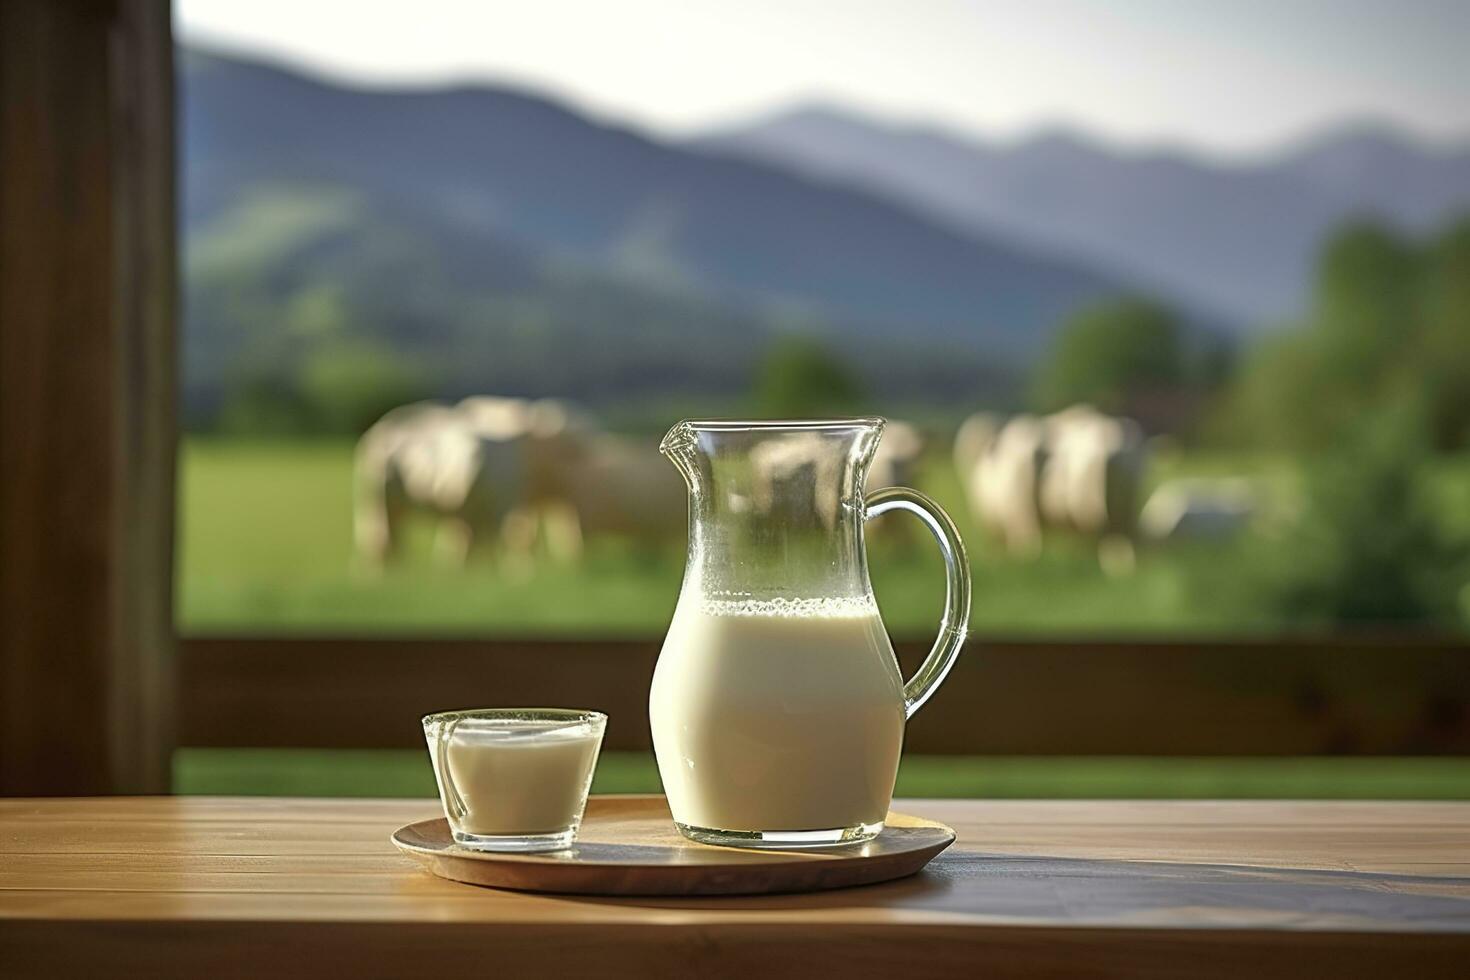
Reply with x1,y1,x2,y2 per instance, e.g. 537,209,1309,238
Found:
422,708,606,852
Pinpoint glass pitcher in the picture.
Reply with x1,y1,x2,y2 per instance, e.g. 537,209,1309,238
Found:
651,418,971,848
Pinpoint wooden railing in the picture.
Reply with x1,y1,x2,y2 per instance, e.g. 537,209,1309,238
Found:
179,635,1470,755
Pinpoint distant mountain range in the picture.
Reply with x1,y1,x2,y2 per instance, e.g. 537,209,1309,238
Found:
182,49,1123,366
697,106,1470,324
181,48,1469,422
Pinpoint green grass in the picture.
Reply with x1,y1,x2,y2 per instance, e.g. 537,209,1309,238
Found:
174,749,1470,800
173,442,1470,801
177,438,1280,635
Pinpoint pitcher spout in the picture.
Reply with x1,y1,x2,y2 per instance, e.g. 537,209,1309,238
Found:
659,419,701,490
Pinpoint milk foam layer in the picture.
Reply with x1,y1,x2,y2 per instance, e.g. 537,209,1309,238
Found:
650,596,906,833
696,593,882,618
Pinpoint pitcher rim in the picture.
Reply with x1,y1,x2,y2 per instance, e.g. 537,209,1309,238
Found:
671,416,885,432
660,417,886,459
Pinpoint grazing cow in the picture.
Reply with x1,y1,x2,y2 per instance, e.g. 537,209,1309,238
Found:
1037,406,1105,531
1140,478,1257,543
457,396,602,560
951,412,1001,489
965,414,1050,559
455,395,531,438
354,401,530,569
1037,407,1147,574
957,405,1148,571
364,396,682,564
1039,407,1146,537
547,434,686,558
457,397,597,500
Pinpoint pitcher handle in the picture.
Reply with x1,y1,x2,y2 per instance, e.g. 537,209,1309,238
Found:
864,487,972,719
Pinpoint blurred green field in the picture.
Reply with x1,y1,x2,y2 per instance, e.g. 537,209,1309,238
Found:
175,440,1470,800
174,749,1470,800
178,438,1308,635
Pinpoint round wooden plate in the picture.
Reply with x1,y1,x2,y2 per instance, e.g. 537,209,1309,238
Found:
391,795,955,896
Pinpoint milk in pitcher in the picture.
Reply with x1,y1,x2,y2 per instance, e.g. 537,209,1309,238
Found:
650,595,906,835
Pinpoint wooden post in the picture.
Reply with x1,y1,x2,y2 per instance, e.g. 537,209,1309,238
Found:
0,0,176,795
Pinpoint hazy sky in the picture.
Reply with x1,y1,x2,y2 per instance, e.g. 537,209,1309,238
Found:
175,0,1470,155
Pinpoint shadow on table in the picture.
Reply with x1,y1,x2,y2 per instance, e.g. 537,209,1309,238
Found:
560,852,1470,930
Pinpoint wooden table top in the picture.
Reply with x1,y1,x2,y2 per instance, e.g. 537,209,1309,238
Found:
3,796,1468,978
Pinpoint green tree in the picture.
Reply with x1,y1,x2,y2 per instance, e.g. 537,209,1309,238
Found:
217,369,318,436
1218,399,1467,627
1311,221,1419,389
217,341,432,436
297,343,431,435
1228,331,1343,450
751,335,865,417
1032,297,1185,414
1416,217,1470,449
1229,215,1470,452
1211,217,1470,630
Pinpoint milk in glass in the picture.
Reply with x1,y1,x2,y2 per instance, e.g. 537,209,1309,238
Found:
438,722,603,836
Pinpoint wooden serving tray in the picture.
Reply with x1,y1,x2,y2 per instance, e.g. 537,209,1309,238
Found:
391,794,955,896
